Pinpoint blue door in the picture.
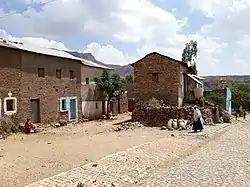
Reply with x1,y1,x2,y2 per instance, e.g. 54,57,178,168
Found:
226,88,232,115
70,99,77,120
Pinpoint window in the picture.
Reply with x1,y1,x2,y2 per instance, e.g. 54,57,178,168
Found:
61,99,67,111
6,100,14,111
152,73,159,82
69,70,74,79
56,69,61,79
96,102,99,109
4,92,17,115
86,77,90,85
38,68,45,77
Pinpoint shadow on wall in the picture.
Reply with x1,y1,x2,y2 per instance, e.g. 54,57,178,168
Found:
81,83,106,119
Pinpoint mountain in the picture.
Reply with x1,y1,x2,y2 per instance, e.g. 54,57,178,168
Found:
68,51,250,89
68,51,133,77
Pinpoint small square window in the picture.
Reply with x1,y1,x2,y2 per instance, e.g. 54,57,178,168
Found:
6,100,14,111
56,69,61,79
86,77,90,85
69,70,74,79
61,99,67,111
152,73,159,82
38,68,45,77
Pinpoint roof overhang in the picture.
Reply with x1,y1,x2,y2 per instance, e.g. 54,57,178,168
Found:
186,73,203,85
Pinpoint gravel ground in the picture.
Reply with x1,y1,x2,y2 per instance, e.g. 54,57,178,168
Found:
137,120,250,187
0,112,237,187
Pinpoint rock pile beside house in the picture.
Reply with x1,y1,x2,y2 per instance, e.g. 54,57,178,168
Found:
132,99,231,128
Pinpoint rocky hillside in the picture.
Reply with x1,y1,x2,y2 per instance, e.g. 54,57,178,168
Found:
68,51,133,77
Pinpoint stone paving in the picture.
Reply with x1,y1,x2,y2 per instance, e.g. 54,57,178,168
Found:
136,122,250,187
25,123,231,187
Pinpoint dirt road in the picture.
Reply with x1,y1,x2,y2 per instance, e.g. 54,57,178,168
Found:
0,114,171,187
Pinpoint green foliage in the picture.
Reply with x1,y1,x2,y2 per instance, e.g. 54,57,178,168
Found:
232,84,250,108
94,70,126,118
182,40,198,75
206,93,224,106
125,74,134,84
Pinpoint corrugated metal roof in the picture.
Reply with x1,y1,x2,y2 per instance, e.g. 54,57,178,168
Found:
0,39,111,70
192,74,205,80
187,74,203,85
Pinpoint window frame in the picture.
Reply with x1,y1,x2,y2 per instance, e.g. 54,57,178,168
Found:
38,68,45,77
56,69,62,79
60,98,67,112
69,70,75,79
151,73,159,82
4,92,17,115
86,77,90,85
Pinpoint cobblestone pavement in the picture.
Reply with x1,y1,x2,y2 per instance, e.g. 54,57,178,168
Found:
25,123,231,187
137,122,250,187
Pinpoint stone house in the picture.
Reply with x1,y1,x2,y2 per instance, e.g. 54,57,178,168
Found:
132,52,203,106
0,39,112,124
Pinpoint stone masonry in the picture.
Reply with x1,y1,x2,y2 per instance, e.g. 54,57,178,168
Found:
0,45,82,124
132,52,188,106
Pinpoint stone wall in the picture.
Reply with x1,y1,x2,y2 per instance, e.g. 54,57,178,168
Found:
0,46,82,124
133,52,187,106
132,103,226,127
118,94,128,114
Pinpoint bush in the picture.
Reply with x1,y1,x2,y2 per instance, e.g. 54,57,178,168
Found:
0,114,20,139
206,93,224,107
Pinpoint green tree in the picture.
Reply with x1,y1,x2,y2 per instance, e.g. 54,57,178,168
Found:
182,40,198,75
206,93,224,107
94,70,126,118
125,74,134,84
232,84,250,108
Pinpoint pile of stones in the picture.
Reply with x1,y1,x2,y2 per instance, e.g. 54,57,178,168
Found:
132,99,231,127
115,121,144,131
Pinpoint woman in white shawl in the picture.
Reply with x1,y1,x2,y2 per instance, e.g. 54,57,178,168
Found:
193,106,204,132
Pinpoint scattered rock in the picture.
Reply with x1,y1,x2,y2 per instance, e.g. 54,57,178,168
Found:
92,163,98,167
171,134,175,137
55,123,61,128
115,121,144,132
59,120,67,127
47,142,52,145
161,126,167,130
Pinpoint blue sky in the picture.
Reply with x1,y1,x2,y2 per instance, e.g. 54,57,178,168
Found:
0,0,250,75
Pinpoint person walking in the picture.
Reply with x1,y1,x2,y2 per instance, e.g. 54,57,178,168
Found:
243,110,246,120
192,105,204,132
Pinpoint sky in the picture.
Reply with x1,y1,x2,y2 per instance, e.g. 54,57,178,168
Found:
0,0,250,76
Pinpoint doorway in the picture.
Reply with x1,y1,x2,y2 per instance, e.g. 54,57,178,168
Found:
69,98,77,120
30,99,41,123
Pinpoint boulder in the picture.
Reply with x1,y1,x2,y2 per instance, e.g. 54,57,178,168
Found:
59,120,67,127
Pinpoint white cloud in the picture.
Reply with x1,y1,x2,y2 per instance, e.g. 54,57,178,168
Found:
1,0,245,75
83,42,135,65
0,29,68,50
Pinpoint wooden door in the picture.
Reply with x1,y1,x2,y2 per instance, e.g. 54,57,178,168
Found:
31,99,40,123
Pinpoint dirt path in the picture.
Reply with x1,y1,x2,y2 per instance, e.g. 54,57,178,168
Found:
0,114,171,187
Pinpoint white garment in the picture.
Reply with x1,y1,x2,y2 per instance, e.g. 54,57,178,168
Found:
193,108,204,125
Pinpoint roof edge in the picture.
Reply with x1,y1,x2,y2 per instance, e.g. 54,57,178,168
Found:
131,52,187,67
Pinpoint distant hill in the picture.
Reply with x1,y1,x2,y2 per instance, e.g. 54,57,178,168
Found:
68,51,250,90
203,75,250,91
68,51,133,77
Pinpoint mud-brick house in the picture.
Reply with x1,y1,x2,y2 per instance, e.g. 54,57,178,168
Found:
80,63,113,119
132,52,203,106
0,39,111,124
